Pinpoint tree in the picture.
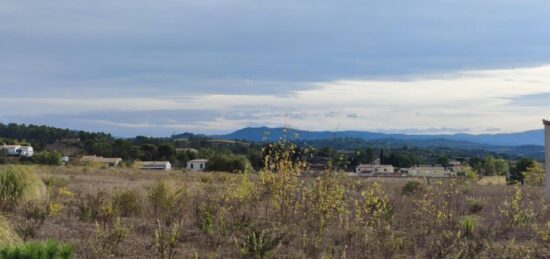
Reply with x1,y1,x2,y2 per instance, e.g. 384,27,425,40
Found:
157,144,175,161
510,158,536,184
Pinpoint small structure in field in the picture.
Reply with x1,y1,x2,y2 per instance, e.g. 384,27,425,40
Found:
356,159,395,176
79,155,123,167
0,144,34,157
187,159,208,171
140,161,172,171
408,165,448,177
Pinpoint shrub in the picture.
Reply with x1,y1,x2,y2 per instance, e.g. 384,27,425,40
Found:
42,176,69,189
148,181,186,224
0,216,22,246
237,228,286,259
32,151,62,165
17,202,50,240
523,165,544,186
76,189,109,223
112,189,141,217
466,198,484,214
206,154,253,173
460,216,477,238
0,166,46,211
90,218,130,257
0,240,73,259
500,186,535,230
401,180,423,195
154,219,182,259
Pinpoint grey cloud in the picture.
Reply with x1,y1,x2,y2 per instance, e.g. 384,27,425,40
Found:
3,0,550,98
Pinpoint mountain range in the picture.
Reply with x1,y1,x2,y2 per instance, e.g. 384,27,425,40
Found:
211,127,544,147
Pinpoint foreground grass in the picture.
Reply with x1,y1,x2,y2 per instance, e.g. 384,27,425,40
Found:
1,164,550,258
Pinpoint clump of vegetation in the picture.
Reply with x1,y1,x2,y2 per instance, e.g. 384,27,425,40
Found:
523,165,544,186
76,189,109,223
153,219,182,259
401,180,423,195
0,216,22,246
112,189,141,217
237,228,286,259
500,186,536,230
148,180,187,224
0,166,46,211
466,198,484,214
90,218,130,257
17,201,50,240
0,240,73,259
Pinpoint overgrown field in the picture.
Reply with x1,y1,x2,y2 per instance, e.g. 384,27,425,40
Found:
1,164,550,258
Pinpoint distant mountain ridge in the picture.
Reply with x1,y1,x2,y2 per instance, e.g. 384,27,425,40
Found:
211,127,544,147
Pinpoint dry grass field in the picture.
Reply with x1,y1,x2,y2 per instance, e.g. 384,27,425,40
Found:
1,164,550,258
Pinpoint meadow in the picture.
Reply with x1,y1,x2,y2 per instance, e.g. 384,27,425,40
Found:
1,162,549,258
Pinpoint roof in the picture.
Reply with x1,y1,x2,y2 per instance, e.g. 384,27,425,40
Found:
544,119,550,126
188,159,208,163
0,145,20,149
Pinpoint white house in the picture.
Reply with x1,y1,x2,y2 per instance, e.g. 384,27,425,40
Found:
0,144,34,157
19,146,34,157
140,161,172,171
355,159,394,175
187,159,208,171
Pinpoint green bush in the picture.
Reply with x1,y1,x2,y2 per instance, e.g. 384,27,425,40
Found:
205,154,252,173
0,166,46,211
112,189,141,217
0,240,73,259
401,180,423,195
32,151,62,165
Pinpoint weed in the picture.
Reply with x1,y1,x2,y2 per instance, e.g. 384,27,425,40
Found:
466,198,484,214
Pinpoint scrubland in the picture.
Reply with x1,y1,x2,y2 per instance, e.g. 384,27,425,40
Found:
1,158,550,258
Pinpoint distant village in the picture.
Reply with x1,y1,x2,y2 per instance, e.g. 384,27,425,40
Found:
1,143,470,178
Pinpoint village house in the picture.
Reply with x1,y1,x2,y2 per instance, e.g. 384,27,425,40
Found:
139,161,172,171
187,159,208,171
408,165,449,177
79,155,123,167
355,159,395,176
0,144,34,157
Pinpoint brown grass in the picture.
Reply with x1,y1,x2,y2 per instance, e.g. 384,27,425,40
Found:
1,165,549,258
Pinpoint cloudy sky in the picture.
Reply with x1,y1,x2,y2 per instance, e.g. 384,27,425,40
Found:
1,0,550,137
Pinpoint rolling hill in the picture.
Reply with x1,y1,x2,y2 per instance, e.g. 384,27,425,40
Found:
212,127,544,147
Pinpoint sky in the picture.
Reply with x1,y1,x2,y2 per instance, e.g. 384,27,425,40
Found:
1,0,550,137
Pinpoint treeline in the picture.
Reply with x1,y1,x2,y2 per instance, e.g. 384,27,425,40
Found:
0,123,543,178
0,123,111,148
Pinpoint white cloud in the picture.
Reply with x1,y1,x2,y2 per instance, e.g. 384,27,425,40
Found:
2,65,550,136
